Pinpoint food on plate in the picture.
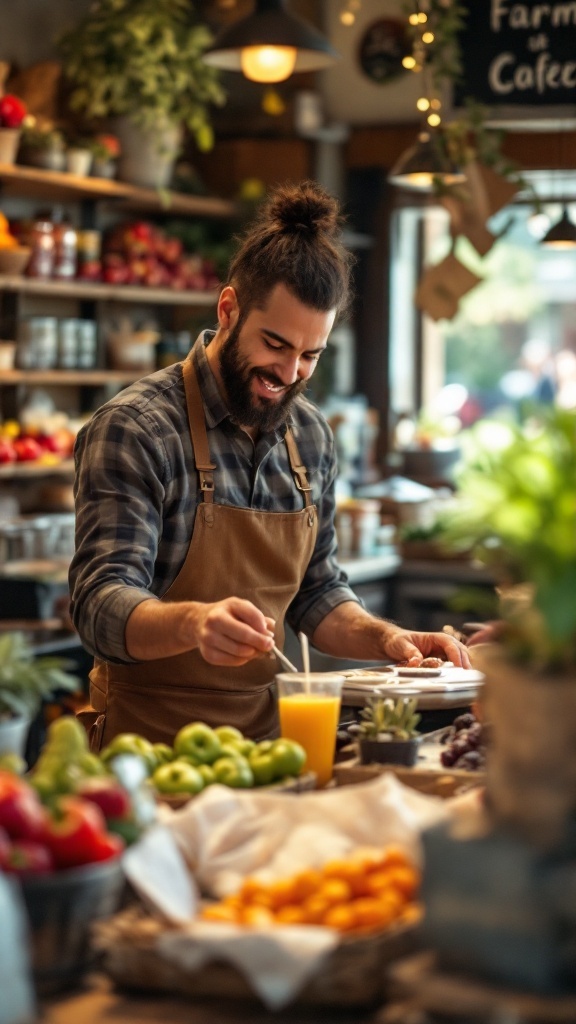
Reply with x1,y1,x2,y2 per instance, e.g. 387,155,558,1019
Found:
199,843,422,936
419,657,446,669
440,711,488,771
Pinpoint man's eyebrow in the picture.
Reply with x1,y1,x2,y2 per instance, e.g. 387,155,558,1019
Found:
262,328,326,355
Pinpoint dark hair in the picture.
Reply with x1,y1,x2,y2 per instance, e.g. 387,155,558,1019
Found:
226,180,354,322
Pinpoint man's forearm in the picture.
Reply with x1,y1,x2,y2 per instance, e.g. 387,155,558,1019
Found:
125,598,204,661
310,602,399,661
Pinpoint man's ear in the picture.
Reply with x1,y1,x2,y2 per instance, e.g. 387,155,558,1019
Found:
217,285,239,329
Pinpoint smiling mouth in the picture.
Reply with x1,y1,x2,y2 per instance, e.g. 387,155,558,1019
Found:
255,372,286,395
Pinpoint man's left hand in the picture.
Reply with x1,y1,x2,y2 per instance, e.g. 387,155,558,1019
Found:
382,628,471,669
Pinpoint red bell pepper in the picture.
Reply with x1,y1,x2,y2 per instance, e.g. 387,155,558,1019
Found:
0,839,54,875
0,770,47,841
44,795,125,869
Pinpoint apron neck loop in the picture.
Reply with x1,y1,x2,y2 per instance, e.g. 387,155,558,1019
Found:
284,429,313,508
183,353,216,502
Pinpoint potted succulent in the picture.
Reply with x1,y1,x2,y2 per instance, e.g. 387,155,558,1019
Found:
0,632,79,759
355,695,422,767
442,406,576,842
18,121,66,171
56,0,226,189
89,133,121,179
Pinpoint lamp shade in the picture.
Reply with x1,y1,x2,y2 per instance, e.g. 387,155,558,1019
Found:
388,131,466,191
202,0,339,82
540,205,576,249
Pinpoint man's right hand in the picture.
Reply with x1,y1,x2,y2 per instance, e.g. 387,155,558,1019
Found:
125,595,275,664
192,597,275,666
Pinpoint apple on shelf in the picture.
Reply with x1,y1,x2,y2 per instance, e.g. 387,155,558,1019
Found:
101,220,221,291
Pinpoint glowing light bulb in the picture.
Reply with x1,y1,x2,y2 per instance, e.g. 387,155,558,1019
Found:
430,97,442,110
427,112,441,127
402,55,417,69
418,12,428,22
409,13,420,25
240,46,297,83
417,97,431,111
340,11,355,25
422,31,434,43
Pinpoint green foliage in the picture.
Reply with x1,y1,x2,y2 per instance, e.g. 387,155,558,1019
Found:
57,0,226,151
0,632,80,721
442,408,576,670
359,696,421,741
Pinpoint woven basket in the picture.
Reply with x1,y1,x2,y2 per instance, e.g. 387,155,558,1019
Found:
97,905,420,1008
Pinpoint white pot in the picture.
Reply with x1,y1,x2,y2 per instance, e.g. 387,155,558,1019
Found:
0,715,30,757
66,148,93,177
114,117,181,189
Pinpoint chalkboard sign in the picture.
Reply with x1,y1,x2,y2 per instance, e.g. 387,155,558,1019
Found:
455,2,576,111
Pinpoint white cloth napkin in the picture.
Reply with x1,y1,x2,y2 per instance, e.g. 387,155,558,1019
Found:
121,774,453,1009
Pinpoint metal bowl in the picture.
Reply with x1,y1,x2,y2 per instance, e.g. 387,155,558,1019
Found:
18,857,125,995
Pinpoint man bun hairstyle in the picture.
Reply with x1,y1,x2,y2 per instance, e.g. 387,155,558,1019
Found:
227,180,354,322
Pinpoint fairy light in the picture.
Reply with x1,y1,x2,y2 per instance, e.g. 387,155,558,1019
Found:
417,97,431,111
427,112,441,126
340,0,361,27
403,55,417,70
422,31,434,43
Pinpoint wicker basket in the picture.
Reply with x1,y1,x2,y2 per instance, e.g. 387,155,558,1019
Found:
97,905,420,1008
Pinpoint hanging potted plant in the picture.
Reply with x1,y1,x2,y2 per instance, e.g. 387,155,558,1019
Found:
0,632,79,760
56,0,226,190
355,695,422,767
442,406,576,844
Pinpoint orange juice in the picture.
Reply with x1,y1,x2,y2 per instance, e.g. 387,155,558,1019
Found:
278,693,341,788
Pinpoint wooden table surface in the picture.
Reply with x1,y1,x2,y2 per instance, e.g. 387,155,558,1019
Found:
41,973,391,1024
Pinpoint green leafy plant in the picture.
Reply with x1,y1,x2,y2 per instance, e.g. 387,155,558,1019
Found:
442,408,576,671
358,696,421,741
57,0,226,152
20,123,65,151
0,632,80,721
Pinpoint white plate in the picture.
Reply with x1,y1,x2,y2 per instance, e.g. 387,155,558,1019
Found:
377,667,484,693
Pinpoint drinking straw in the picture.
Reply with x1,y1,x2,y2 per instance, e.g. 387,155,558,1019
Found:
299,631,311,693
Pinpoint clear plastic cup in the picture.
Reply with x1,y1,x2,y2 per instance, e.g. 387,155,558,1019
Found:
276,672,345,788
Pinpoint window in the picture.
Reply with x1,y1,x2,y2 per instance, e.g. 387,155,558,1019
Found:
389,172,576,440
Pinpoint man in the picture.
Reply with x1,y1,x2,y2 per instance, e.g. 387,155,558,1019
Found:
70,180,470,750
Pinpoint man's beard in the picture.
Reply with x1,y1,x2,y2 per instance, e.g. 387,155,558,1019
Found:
219,323,307,432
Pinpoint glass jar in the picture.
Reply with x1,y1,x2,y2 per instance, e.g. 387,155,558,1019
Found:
52,210,78,279
76,230,102,281
26,215,55,279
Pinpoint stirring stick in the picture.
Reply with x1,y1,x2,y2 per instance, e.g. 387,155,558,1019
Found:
299,631,311,693
272,642,298,674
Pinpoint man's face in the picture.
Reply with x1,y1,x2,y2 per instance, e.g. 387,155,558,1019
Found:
218,283,336,433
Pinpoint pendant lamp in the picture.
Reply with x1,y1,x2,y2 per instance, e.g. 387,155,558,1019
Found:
202,0,339,83
388,130,466,191
540,204,576,249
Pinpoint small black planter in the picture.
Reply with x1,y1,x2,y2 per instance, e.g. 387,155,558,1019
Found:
358,736,421,767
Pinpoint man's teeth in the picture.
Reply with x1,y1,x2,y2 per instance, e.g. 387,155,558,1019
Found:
259,376,284,393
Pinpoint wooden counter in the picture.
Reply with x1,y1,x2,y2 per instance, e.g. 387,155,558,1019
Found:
41,973,388,1024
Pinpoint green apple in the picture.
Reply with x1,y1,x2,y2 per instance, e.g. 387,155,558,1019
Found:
212,755,254,788
152,761,205,795
214,725,244,745
151,742,174,767
230,738,256,758
248,747,276,786
173,722,223,765
100,733,158,773
269,739,306,778
198,764,216,786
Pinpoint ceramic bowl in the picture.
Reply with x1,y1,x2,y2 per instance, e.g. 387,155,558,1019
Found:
0,247,31,276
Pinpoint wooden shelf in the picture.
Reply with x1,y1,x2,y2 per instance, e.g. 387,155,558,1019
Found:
0,274,219,306
0,163,238,218
0,458,74,479
0,369,144,386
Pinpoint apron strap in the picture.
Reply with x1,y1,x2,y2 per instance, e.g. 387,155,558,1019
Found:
285,428,313,508
183,354,216,502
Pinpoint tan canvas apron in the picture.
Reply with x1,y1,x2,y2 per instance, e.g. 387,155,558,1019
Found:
78,355,318,751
